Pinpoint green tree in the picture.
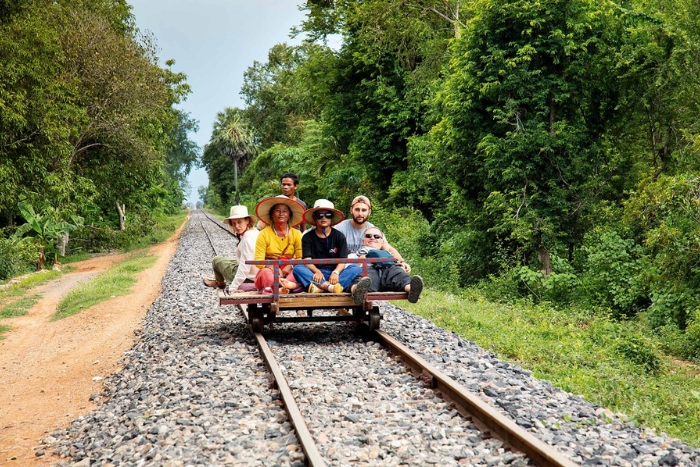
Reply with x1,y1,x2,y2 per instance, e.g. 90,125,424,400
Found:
241,43,331,149
426,0,623,277
298,0,460,193
202,108,257,206
611,0,700,180
1,0,194,258
16,200,83,269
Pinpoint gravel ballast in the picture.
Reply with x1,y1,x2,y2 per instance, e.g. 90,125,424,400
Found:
46,211,700,466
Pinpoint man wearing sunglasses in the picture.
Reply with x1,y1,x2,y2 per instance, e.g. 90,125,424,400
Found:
334,195,404,261
283,199,365,299
348,226,423,303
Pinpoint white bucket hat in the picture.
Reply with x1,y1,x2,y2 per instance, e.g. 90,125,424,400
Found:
224,205,257,226
303,199,345,226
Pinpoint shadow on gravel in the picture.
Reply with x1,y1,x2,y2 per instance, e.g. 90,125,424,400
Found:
258,321,370,344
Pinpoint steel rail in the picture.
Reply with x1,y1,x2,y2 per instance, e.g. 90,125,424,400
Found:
240,307,327,467
201,210,236,235
199,221,220,257
200,210,238,257
373,329,578,467
202,210,324,465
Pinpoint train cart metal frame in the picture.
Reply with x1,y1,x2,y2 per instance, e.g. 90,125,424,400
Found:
218,257,408,333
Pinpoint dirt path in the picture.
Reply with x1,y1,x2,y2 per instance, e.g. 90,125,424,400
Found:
0,218,187,465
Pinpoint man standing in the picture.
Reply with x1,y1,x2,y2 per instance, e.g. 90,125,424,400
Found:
334,195,403,259
280,172,307,210
258,173,308,230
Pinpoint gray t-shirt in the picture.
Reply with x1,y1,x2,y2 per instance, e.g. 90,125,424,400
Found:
333,219,378,255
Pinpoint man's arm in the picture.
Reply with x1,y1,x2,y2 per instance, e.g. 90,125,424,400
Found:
380,242,411,273
380,242,403,261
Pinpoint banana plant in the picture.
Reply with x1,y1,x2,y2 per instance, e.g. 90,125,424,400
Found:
15,201,84,270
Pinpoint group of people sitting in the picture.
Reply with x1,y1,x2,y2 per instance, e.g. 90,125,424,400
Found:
203,175,423,305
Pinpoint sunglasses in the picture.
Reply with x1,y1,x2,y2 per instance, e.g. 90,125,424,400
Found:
313,211,334,219
364,233,382,239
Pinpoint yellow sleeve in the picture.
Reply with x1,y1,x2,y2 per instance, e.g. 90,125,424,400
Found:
292,229,303,259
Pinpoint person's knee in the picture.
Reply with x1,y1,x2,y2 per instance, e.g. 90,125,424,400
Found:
255,268,274,287
293,265,312,278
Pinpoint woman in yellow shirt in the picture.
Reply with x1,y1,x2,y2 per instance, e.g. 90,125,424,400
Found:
253,196,304,292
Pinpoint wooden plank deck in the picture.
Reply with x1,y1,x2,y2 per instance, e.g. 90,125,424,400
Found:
218,289,408,308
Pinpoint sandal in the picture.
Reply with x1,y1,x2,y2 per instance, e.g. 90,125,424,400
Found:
203,278,226,289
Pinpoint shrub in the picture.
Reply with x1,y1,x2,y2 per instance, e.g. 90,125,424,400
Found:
0,234,38,281
478,253,578,305
579,229,648,318
647,286,700,330
515,255,579,304
623,174,700,329
680,319,700,363
613,334,663,375
70,209,157,252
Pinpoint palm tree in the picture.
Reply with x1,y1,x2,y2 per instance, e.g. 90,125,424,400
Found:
209,108,257,204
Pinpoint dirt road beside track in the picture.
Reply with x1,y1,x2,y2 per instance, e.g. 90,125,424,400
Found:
0,219,186,466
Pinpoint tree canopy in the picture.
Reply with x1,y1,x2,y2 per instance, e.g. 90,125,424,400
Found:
199,0,700,359
0,0,198,269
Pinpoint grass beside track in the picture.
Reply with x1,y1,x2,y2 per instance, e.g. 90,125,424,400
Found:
125,210,189,252
0,294,41,318
0,270,68,340
0,211,186,340
53,253,157,320
0,269,66,298
404,289,700,447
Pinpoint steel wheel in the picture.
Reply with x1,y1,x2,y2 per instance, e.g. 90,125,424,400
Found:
368,307,381,331
251,312,264,333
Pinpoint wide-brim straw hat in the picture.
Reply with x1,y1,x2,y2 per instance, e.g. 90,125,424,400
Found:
255,195,305,227
303,199,344,226
224,205,257,226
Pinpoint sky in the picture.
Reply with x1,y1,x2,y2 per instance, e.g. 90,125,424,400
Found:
127,0,309,206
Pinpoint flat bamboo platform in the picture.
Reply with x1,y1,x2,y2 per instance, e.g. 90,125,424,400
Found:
218,289,408,308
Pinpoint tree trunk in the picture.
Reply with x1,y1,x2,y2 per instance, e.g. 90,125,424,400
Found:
38,246,44,270
58,232,69,257
538,246,552,277
233,156,240,205
116,202,126,231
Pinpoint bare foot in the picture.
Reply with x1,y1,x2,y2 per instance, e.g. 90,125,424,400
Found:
279,278,296,290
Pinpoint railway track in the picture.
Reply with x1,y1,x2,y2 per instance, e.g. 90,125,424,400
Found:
46,209,699,466
199,211,576,466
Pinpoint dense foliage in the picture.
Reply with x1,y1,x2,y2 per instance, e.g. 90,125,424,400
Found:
0,0,198,277
201,0,700,362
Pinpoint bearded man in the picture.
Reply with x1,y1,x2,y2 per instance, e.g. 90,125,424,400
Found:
333,195,403,260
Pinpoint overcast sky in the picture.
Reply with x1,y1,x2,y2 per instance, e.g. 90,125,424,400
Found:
128,0,309,205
